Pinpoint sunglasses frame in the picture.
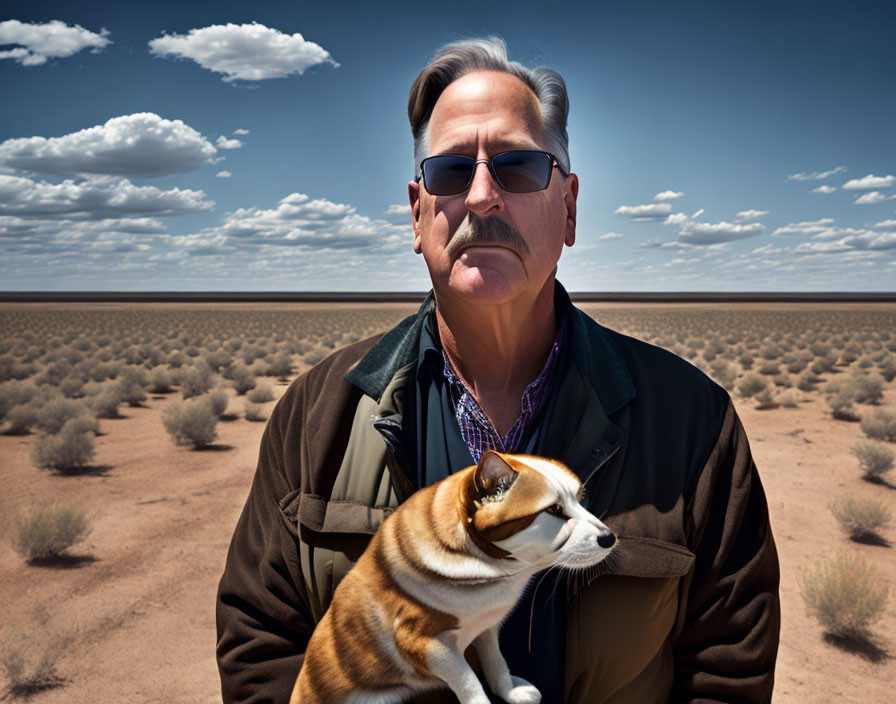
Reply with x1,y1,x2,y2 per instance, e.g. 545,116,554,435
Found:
419,149,568,196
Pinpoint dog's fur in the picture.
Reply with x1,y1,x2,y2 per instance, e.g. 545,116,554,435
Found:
291,451,615,704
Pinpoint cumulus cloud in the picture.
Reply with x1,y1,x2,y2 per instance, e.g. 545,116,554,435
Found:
772,218,836,236
0,19,111,67
811,184,836,194
216,136,243,150
0,113,217,178
842,174,895,190
148,22,339,82
614,202,672,221
653,190,683,202
216,170,232,178
599,232,623,240
0,174,213,219
854,191,887,205
786,165,846,181
873,219,896,230
735,209,769,221
795,232,896,253
383,204,411,219
676,221,765,245
233,128,250,135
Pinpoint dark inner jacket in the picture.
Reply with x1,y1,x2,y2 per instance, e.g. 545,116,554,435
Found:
216,284,781,704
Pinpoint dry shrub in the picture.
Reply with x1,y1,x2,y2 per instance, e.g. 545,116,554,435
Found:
799,552,889,640
205,388,230,418
35,398,91,434
244,401,268,422
30,419,95,472
11,502,92,562
758,361,781,376
268,351,293,379
777,389,802,408
0,380,39,422
148,367,174,394
247,383,274,403
1,628,69,697
852,439,894,482
860,409,896,442
737,372,767,398
301,344,331,367
850,371,885,405
230,363,256,395
753,388,778,410
86,382,124,419
180,362,215,399
116,365,148,406
796,371,818,392
879,354,896,382
4,402,40,435
162,397,218,447
829,495,892,541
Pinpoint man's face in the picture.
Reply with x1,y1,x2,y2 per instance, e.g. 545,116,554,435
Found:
408,70,578,307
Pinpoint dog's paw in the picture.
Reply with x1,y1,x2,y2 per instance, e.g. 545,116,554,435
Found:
503,676,541,704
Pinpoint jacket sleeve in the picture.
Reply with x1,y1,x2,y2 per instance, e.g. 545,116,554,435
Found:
672,398,781,703
216,384,313,704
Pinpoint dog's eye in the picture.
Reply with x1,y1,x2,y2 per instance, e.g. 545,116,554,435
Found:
546,503,565,518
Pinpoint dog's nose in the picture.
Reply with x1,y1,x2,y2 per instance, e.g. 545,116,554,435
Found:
597,532,616,549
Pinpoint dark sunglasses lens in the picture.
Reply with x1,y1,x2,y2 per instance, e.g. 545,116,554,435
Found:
422,156,474,195
493,151,552,192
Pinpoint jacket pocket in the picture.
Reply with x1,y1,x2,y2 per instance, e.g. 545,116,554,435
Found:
567,537,694,704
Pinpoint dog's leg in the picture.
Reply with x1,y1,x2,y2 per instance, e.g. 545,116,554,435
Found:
472,628,541,704
426,633,491,704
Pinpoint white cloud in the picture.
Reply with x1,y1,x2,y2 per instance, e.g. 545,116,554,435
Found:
383,204,411,219
0,113,217,178
676,221,765,245
772,218,836,236
233,128,250,135
599,232,623,240
854,191,886,205
811,184,836,194
872,219,896,230
614,202,672,221
653,190,683,202
216,170,232,178
786,165,846,181
0,19,111,67
0,174,213,219
216,136,243,150
735,209,769,221
794,232,896,253
148,22,339,82
842,174,895,190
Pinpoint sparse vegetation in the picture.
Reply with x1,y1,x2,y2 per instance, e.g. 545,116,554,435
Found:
30,419,95,472
11,502,92,562
244,401,267,422
829,495,892,541
799,552,889,640
246,383,274,403
162,396,219,448
860,409,896,442
851,439,894,482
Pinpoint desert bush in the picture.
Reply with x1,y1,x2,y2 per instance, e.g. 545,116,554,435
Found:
246,382,275,403
758,361,781,376
180,362,215,399
205,388,230,418
759,343,782,360
148,367,174,394
302,345,331,367
230,363,256,395
58,374,86,399
162,397,218,447
796,371,818,392
205,349,233,373
799,552,889,640
777,389,802,408
839,343,862,366
738,352,754,370
850,371,885,405
11,502,92,561
268,352,293,379
852,439,894,482
861,409,896,442
737,373,767,398
753,388,778,410
86,383,124,419
0,380,39,420
30,419,95,472
36,397,92,434
5,402,41,435
829,495,892,541
856,355,874,369
115,365,148,406
244,401,267,422
878,354,896,382
772,373,792,388
167,350,187,368
825,377,860,420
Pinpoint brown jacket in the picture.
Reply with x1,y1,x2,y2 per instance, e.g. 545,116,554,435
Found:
216,294,780,703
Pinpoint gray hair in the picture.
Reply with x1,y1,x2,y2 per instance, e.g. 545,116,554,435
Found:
408,36,570,180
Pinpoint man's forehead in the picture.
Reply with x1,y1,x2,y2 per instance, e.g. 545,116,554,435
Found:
428,71,544,154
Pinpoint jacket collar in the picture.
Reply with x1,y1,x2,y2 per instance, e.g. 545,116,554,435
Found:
346,281,635,415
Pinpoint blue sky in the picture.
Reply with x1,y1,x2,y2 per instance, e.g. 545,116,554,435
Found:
1,0,894,291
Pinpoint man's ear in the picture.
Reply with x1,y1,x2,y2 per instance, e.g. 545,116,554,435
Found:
408,180,422,254
563,173,578,247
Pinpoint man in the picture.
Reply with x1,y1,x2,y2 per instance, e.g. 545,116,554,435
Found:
217,37,780,703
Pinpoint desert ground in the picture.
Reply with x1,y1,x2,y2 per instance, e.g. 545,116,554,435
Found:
0,301,894,703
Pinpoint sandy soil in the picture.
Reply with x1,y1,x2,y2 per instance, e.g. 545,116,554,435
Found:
0,374,893,703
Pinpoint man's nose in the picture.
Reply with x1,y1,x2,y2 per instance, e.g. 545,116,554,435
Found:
464,160,504,216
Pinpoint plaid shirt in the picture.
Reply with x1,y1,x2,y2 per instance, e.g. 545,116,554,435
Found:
440,322,564,463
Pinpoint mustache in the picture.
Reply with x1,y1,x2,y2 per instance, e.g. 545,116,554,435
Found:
445,213,530,260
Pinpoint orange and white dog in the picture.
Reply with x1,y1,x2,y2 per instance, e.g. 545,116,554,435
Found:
291,451,616,704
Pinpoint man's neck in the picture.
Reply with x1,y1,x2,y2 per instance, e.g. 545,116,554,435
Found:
433,278,558,433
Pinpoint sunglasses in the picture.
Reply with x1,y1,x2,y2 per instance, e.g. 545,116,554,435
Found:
419,150,567,196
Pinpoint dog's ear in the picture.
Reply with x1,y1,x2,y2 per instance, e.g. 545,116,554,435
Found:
474,451,519,498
